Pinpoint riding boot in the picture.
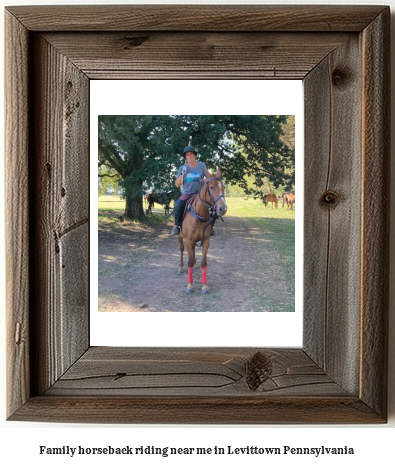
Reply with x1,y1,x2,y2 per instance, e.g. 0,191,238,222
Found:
171,212,182,234
171,224,181,235
171,199,185,235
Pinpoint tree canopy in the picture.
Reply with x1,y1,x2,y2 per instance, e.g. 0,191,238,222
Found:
98,115,294,218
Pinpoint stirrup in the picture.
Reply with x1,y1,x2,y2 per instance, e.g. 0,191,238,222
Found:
210,228,216,236
171,225,181,235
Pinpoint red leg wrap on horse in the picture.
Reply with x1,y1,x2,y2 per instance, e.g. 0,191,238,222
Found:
202,266,207,284
188,266,193,284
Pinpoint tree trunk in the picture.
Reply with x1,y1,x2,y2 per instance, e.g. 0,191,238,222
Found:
124,195,144,220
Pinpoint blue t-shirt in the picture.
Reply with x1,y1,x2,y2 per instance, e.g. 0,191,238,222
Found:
177,162,207,195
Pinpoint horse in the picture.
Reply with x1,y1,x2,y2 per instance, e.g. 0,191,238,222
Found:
145,190,176,216
177,170,227,294
263,193,278,209
286,193,295,209
143,193,150,210
281,192,295,209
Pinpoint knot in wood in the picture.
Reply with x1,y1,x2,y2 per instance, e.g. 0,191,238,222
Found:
123,35,149,49
332,68,348,87
246,351,273,391
321,190,340,208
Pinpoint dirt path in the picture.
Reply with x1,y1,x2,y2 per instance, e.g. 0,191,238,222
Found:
98,215,293,312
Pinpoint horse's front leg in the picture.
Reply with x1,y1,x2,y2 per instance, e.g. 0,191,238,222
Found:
185,240,195,293
201,237,211,294
177,235,185,274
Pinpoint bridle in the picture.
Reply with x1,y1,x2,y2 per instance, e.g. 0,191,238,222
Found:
198,177,226,210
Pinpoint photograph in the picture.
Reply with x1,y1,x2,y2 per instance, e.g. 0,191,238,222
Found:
97,114,296,313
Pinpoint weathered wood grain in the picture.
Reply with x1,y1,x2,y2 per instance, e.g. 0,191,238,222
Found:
360,9,390,418
304,35,362,395
11,349,383,424
5,10,30,419
10,396,384,425
303,56,332,369
46,347,343,397
42,32,351,80
29,34,90,395
5,5,386,32
5,5,390,424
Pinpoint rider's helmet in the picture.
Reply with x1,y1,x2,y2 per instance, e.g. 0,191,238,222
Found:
183,145,197,156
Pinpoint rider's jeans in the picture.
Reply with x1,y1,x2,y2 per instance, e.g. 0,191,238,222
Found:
173,198,187,227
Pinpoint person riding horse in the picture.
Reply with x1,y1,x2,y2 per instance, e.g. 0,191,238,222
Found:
171,145,217,236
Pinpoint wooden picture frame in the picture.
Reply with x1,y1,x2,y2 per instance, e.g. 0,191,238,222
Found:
5,5,390,424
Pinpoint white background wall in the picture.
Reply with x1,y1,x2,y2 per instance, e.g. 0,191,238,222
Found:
1,1,394,469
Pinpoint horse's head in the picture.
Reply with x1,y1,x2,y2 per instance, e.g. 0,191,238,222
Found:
202,169,227,217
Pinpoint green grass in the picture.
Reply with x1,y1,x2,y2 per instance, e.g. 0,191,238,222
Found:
225,196,295,220
250,216,295,311
98,195,125,212
225,197,295,311
98,195,295,218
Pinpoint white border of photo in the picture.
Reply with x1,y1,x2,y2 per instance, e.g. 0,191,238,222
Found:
90,80,304,347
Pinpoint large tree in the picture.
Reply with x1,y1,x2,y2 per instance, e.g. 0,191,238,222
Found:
98,115,294,219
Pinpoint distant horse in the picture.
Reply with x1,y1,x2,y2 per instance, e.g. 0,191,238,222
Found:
177,170,227,294
281,192,295,209
145,190,176,216
263,193,278,209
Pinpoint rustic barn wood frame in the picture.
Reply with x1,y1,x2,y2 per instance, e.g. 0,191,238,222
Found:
5,5,390,424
